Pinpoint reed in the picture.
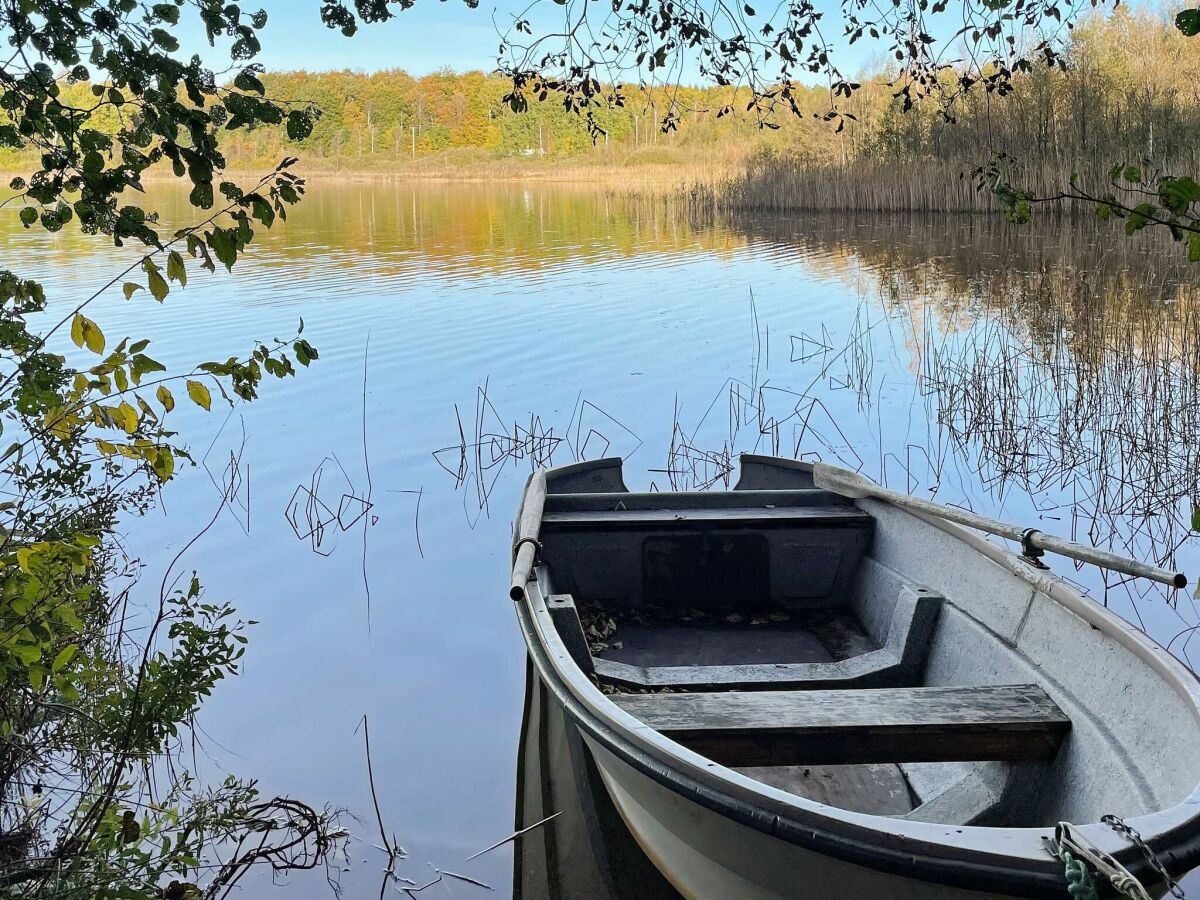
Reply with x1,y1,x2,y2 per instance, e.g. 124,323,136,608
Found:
691,153,1200,215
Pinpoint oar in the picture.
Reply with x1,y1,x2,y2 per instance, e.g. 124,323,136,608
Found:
510,470,547,601
812,463,1188,590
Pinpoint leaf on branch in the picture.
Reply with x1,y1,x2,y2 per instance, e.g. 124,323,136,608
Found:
131,354,167,384
166,251,188,286
292,339,319,366
1159,176,1200,214
123,282,143,300
52,645,77,672
1189,232,1200,263
12,643,40,665
152,447,175,481
115,402,139,434
1177,8,1200,36
286,110,314,141
71,314,105,354
1125,202,1157,234
186,380,212,411
120,810,141,844
143,259,170,302
156,385,176,412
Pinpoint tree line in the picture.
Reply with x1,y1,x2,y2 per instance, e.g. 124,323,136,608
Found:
0,8,1189,181
103,8,1197,179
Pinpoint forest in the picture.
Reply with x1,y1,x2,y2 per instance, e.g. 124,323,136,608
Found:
179,8,1199,194
0,7,1191,210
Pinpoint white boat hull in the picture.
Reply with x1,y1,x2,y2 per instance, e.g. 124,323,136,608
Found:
586,736,1003,899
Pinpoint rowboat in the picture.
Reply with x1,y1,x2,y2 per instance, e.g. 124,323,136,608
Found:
509,454,1200,899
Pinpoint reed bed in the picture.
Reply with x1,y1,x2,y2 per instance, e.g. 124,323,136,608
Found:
690,153,1200,215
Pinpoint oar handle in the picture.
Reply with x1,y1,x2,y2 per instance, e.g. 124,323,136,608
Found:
1029,530,1188,590
510,471,547,601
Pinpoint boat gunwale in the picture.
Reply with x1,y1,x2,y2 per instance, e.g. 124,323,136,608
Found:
512,456,1200,895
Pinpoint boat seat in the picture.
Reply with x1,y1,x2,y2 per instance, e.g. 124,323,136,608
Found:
539,505,871,530
610,684,1070,767
592,586,941,691
543,489,847,512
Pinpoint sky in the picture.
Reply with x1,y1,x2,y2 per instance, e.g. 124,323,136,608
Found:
215,0,561,76
197,0,881,80
200,0,1139,80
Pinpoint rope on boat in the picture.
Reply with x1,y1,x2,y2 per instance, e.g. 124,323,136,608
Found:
1046,821,1177,900
1054,843,1099,900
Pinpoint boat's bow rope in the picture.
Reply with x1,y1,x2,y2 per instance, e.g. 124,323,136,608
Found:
1046,819,1186,900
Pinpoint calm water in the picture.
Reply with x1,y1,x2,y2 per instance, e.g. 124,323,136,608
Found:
9,182,1200,896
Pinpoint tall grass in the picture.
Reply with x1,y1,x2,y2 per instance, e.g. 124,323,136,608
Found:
690,152,1199,215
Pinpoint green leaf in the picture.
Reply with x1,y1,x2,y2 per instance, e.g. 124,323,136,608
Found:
156,384,175,412
115,401,139,434
1177,8,1200,36
123,282,142,300
1192,506,1200,531
152,446,174,481
131,356,166,385
189,180,214,209
166,250,187,286
143,259,169,301
18,206,36,227
71,314,105,353
250,195,275,227
234,68,265,95
57,605,83,631
1123,165,1142,184
293,339,319,366
84,320,105,354
1159,176,1200,215
11,643,40,665
286,110,313,141
186,380,212,411
1189,232,1200,263
152,2,181,24
1125,202,1156,235
51,645,77,672
207,227,237,271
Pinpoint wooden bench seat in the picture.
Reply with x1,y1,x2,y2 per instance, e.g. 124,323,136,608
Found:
539,505,872,530
543,489,847,512
610,684,1070,767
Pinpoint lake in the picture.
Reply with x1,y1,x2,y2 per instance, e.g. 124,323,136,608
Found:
11,180,1200,897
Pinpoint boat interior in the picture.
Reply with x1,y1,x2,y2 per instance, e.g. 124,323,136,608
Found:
530,457,1200,829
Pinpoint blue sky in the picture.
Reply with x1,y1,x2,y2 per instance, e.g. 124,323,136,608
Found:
215,1,550,75
206,0,1130,79
201,0,875,79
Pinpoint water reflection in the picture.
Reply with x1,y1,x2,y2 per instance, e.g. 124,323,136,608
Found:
513,659,680,899
4,180,1198,896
